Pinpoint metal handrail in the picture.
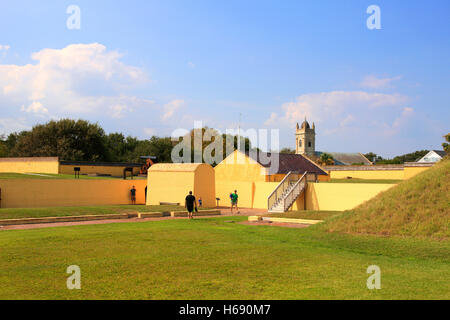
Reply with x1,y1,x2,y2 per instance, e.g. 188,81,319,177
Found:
267,171,294,210
267,171,305,211
282,172,307,211
267,171,294,211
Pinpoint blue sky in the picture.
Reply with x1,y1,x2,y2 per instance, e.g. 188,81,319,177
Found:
0,0,449,157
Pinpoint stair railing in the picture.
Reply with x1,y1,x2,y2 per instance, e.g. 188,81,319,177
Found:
282,172,307,212
267,171,301,211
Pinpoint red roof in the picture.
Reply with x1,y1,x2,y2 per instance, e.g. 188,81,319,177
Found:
246,152,327,175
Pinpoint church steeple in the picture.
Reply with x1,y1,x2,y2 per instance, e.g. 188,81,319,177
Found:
295,117,316,156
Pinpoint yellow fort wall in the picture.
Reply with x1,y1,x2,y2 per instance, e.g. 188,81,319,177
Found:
304,183,395,211
0,179,146,208
0,157,59,174
193,164,216,207
214,150,268,183
328,169,405,180
215,179,394,211
147,163,216,207
403,166,431,180
327,164,434,181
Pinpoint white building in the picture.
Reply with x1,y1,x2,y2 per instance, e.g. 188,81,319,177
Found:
417,150,447,163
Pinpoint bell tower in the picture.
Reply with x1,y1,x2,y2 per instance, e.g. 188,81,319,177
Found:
295,117,316,156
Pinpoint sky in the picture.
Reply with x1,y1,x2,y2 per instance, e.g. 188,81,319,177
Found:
0,0,449,158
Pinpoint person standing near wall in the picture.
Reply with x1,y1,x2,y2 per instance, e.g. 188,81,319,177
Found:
230,190,239,214
185,191,197,220
130,186,137,205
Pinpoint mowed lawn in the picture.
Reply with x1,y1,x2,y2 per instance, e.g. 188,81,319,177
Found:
324,178,402,184
0,205,200,220
268,211,341,220
0,173,135,180
0,216,448,300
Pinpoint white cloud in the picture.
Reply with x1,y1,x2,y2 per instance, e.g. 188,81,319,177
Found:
266,90,416,151
161,99,185,121
21,101,49,115
0,45,10,51
187,61,195,69
264,112,278,126
360,75,402,89
0,43,148,117
392,107,414,130
269,91,409,126
0,118,30,135
339,114,355,127
109,104,130,119
143,128,156,137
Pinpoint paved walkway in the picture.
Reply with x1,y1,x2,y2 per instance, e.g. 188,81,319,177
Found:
0,207,269,231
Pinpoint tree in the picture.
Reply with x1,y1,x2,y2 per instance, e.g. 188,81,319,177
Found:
280,147,296,154
170,127,253,166
125,136,174,163
0,135,8,157
318,153,334,166
365,150,429,164
364,152,383,163
443,133,450,153
8,119,108,161
104,133,140,162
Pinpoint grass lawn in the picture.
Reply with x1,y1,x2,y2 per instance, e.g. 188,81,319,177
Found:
326,160,449,240
0,173,145,180
0,216,448,299
324,178,402,184
267,210,342,221
0,205,193,220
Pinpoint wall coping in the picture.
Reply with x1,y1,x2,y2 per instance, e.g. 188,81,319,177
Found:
0,157,59,162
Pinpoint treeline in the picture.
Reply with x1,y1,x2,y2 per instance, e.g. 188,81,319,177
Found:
364,151,430,164
0,119,251,164
272,148,437,164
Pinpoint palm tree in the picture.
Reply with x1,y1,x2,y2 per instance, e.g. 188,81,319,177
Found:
318,153,335,166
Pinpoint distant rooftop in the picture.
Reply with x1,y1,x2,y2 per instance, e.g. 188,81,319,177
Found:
246,151,328,175
432,150,447,158
315,152,372,166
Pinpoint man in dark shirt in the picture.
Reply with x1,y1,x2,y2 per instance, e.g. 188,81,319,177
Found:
185,191,197,220
130,186,137,205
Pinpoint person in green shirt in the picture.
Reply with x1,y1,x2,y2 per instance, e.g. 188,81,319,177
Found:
230,190,239,214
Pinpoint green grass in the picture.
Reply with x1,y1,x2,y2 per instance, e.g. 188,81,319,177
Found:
326,159,450,240
0,216,448,299
324,178,402,184
267,210,342,221
0,205,189,220
0,173,141,180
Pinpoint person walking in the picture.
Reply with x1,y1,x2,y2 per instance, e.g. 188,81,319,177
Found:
185,191,197,220
230,190,239,214
130,186,137,205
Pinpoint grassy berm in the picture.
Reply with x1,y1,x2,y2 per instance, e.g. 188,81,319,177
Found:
324,159,449,240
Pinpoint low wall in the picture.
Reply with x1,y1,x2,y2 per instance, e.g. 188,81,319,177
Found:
328,169,404,180
0,179,147,208
324,163,433,180
305,183,395,211
0,157,59,174
215,179,395,211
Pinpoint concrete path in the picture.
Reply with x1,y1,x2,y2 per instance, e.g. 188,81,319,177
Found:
0,207,269,231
